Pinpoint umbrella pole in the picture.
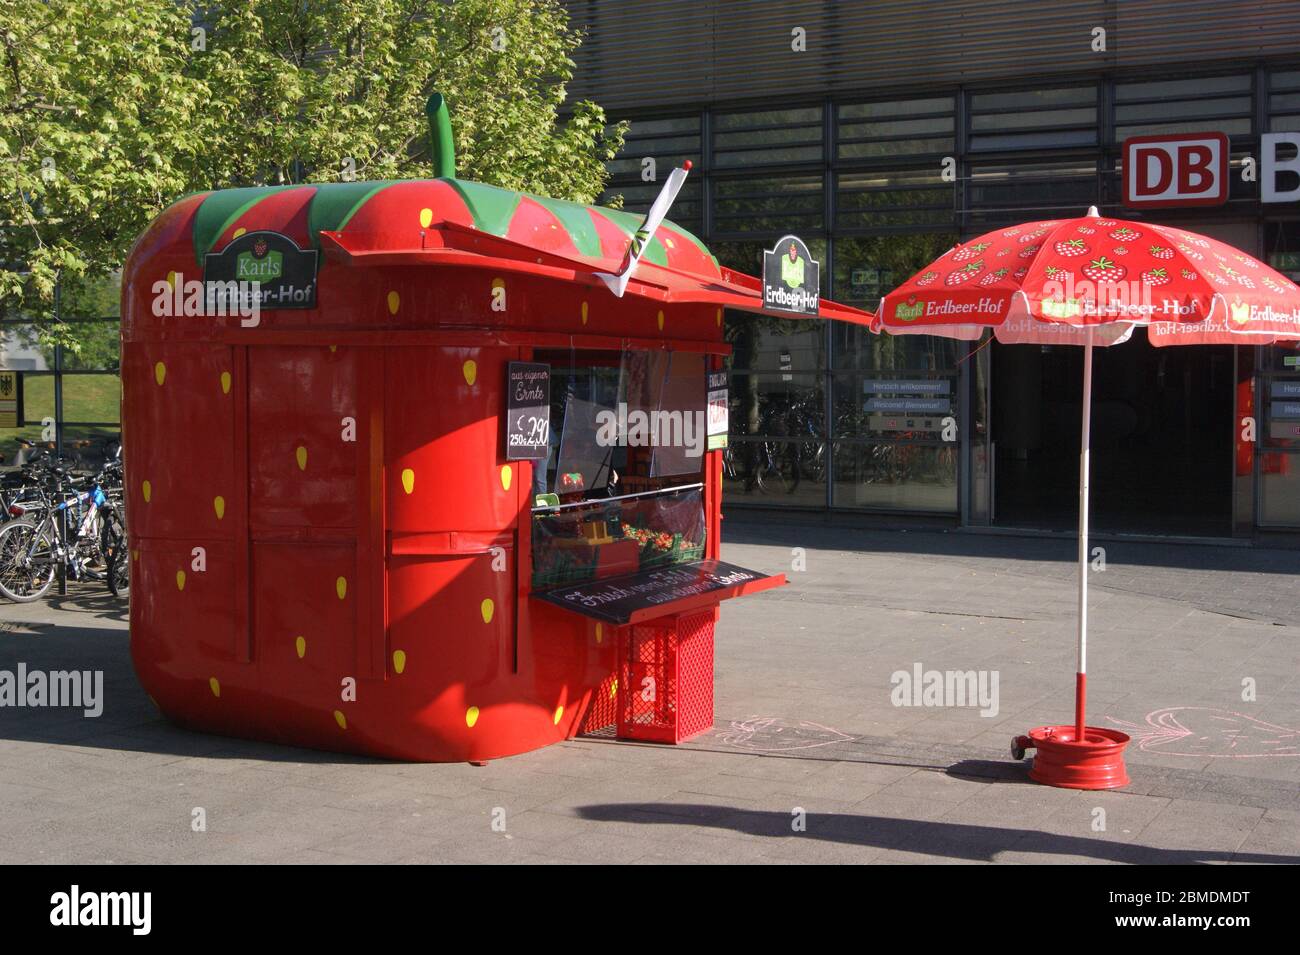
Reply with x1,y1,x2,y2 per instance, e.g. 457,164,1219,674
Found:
1076,331,1093,742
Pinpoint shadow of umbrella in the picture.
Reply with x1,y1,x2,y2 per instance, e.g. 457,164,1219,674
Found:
576,802,1299,864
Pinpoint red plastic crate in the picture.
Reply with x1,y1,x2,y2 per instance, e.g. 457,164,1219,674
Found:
617,610,714,743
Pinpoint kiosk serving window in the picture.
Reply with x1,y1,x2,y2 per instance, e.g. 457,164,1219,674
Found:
529,348,710,591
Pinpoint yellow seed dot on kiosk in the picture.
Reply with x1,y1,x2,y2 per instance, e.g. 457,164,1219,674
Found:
553,705,564,725
499,465,511,491
716,308,723,327
220,371,232,394
141,480,152,503
154,362,166,386
232,227,246,239
392,649,407,674
334,710,347,730
466,706,480,728
581,301,589,324
481,598,494,624
213,496,226,520
336,576,347,600
595,623,603,644
209,677,220,698
462,359,477,386
166,271,178,288
295,445,308,471
387,291,400,315
657,310,665,331
609,679,618,699
419,207,433,228
295,636,306,659
401,468,415,494
175,570,186,591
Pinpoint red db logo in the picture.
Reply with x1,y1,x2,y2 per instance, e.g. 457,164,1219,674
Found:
1123,133,1229,208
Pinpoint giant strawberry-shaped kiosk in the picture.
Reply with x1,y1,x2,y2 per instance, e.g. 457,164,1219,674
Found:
122,95,872,761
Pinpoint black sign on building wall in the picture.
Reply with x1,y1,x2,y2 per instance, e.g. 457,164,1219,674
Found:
762,235,820,316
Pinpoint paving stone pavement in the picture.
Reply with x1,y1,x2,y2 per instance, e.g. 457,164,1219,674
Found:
0,523,1297,864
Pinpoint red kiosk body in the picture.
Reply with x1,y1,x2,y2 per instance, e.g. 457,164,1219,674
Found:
122,166,869,762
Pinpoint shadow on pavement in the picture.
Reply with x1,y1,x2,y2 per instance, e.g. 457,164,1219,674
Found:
0,618,378,766
42,590,129,625
722,518,1300,576
575,802,1300,864
945,759,1039,784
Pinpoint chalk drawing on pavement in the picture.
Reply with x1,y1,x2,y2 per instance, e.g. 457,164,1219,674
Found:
717,716,856,752
1107,706,1300,758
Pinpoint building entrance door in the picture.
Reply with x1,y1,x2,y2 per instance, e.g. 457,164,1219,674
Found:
989,332,1235,536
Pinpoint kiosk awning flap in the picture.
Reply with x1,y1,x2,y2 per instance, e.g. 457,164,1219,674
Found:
532,559,786,626
317,227,874,327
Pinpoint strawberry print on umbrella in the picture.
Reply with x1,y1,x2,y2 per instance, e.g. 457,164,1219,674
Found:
952,241,989,262
1081,256,1125,283
945,260,985,286
874,207,1300,346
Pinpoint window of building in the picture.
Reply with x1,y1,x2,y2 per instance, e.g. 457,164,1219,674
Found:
968,86,1098,152
599,115,704,233
836,168,954,232
966,159,1099,227
1114,74,1252,140
605,115,702,178
1268,68,1300,133
712,106,823,169
837,96,956,160
712,175,824,237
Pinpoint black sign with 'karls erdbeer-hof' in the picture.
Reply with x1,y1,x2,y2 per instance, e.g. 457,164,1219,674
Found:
506,362,551,460
762,234,820,316
203,230,319,309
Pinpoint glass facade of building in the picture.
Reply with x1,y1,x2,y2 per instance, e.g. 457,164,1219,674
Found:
598,66,1300,536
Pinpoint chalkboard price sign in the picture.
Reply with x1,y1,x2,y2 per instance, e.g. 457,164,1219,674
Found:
506,362,551,460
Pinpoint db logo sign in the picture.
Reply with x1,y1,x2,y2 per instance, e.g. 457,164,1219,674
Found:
1123,133,1229,208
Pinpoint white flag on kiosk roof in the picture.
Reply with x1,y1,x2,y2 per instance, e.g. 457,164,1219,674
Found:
596,162,692,298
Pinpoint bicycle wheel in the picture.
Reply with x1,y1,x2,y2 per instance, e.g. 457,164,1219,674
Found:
799,440,828,484
751,441,782,494
0,518,57,602
778,443,803,494
107,547,130,598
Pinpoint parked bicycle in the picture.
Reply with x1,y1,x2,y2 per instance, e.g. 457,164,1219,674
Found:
0,441,126,601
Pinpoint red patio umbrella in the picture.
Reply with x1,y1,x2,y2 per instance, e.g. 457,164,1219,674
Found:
876,207,1300,789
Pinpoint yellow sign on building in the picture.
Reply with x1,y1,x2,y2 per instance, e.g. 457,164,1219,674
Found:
0,371,22,429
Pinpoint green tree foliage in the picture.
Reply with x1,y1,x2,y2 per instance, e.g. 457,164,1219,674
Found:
190,0,624,198
0,0,204,325
1,0,625,357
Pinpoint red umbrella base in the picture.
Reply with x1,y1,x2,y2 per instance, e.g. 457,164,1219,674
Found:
1012,726,1131,790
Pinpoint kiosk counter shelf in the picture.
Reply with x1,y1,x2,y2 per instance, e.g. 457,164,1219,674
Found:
122,97,873,762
